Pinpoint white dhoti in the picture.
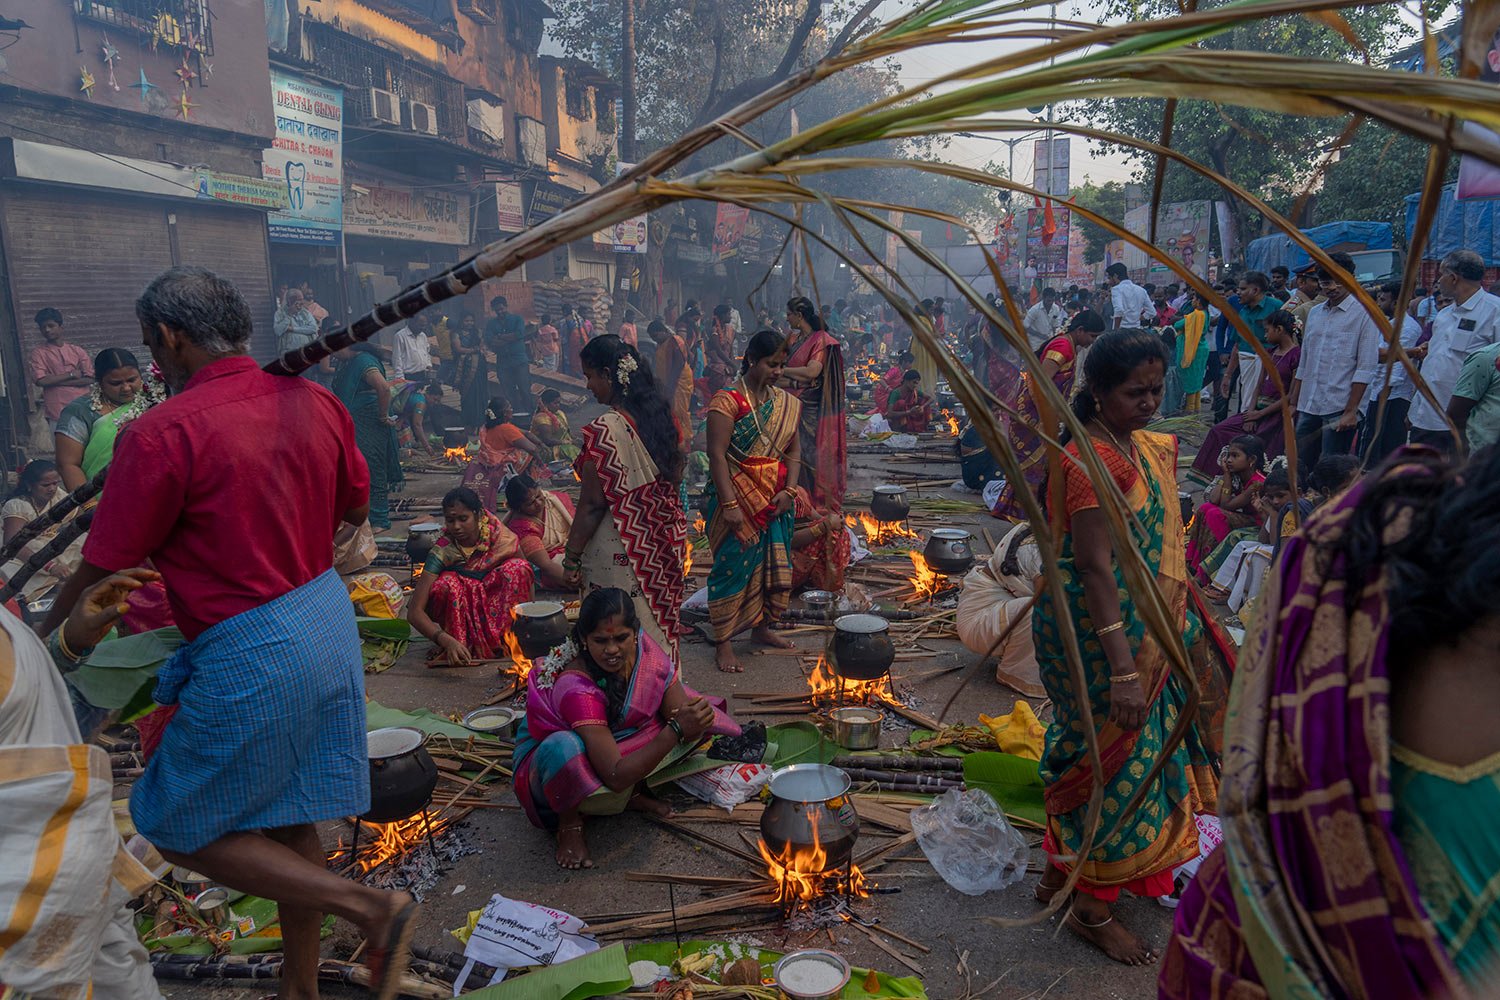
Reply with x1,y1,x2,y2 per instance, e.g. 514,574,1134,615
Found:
1233,351,1264,414
1211,539,1274,613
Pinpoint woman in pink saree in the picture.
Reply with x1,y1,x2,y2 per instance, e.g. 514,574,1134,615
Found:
782,299,847,512
513,588,739,870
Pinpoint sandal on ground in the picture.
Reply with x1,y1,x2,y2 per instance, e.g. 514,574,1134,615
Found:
365,898,419,1000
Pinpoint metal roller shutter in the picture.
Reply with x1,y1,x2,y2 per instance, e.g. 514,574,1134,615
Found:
3,188,174,374
173,205,276,360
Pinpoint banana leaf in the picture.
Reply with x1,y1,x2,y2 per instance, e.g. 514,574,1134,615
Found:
625,940,928,999
960,752,1046,828
764,721,838,768
460,943,631,1000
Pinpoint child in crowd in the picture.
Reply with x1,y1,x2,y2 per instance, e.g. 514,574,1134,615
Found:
1186,433,1266,580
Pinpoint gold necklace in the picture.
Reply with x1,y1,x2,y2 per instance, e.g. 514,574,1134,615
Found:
1092,418,1140,468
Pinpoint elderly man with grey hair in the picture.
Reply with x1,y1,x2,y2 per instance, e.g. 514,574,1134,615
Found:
1408,248,1500,451
44,266,419,999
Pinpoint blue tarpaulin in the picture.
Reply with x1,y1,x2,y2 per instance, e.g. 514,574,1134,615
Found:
1404,184,1500,266
1245,221,1393,274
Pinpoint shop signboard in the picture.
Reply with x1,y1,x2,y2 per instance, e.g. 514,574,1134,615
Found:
263,70,343,245
494,181,525,233
593,164,649,253
195,172,287,210
528,183,572,227
1123,200,1213,278
344,173,471,245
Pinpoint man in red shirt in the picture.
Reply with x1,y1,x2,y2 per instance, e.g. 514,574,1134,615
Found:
45,267,417,999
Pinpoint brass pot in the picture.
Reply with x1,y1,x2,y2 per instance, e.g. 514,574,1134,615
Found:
923,528,975,575
869,485,910,522
760,764,860,871
512,600,570,659
831,614,895,681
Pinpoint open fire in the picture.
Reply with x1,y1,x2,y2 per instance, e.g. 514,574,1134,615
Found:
807,653,894,708
692,512,706,535
684,536,694,578
907,550,942,601
845,511,918,547
757,811,868,907
940,409,960,436
443,446,471,464
502,629,533,683
331,811,449,874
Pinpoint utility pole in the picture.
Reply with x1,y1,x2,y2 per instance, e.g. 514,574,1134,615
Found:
620,0,636,163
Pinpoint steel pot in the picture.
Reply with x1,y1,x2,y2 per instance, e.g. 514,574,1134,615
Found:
829,706,882,750
405,522,442,565
760,764,860,871
869,485,910,522
365,727,438,823
773,950,852,1000
923,528,975,575
831,613,895,681
512,600,570,659
462,706,519,738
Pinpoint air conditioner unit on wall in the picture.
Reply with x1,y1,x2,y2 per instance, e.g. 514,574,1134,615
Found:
407,100,438,136
366,87,400,126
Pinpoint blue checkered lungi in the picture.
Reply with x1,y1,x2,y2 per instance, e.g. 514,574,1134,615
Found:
130,568,368,854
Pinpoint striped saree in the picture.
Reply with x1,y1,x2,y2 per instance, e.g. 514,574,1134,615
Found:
706,387,798,641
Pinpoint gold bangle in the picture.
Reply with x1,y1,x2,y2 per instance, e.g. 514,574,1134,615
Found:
1110,671,1140,684
57,628,89,663
1096,621,1125,637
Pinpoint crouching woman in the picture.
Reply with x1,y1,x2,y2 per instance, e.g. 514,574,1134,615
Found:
513,587,739,870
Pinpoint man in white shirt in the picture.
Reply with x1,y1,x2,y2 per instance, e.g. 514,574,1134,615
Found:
1292,252,1381,470
1023,287,1064,348
1106,262,1154,329
1408,249,1500,452
390,311,437,379
1361,280,1426,462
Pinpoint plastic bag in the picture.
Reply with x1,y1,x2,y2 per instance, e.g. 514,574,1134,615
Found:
451,894,599,994
677,762,771,810
911,788,1028,896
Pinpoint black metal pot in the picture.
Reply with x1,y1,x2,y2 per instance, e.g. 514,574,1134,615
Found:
405,522,442,565
442,427,468,449
512,600,571,659
831,614,895,681
364,727,438,823
923,528,975,575
869,485,910,522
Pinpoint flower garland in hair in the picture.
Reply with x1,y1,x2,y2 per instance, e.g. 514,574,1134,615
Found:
1267,455,1289,476
615,352,638,389
532,634,580,690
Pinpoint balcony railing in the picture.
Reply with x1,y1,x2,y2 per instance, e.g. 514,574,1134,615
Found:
74,0,213,55
300,20,466,143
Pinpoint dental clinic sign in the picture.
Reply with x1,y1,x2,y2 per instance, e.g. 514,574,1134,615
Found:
263,70,343,245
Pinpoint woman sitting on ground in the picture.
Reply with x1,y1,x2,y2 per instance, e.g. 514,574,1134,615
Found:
513,587,739,869
886,369,935,433
791,486,850,593
874,350,913,415
406,487,534,665
389,373,441,458
530,388,580,462
1185,433,1266,579
0,460,76,607
503,474,576,590
54,348,160,490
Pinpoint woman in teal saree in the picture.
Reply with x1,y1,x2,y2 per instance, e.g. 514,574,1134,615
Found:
333,344,404,530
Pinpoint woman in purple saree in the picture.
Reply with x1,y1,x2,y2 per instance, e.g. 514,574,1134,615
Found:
1162,446,1500,998
513,587,739,870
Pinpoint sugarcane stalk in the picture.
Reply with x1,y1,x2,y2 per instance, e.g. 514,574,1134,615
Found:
838,767,963,789
830,754,962,772
0,508,95,604
0,472,102,564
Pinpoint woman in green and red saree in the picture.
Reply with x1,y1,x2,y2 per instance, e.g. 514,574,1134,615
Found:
1162,444,1500,998
1032,330,1233,966
705,330,802,674
514,588,739,869
782,296,847,512
406,487,534,666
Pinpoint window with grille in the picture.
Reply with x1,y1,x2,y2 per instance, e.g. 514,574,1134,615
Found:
564,79,590,121
74,0,213,54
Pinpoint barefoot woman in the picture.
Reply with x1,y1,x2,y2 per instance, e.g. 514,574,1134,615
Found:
706,330,800,672
513,588,739,868
1031,330,1232,965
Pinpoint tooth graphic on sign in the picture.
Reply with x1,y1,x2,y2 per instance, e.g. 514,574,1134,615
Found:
285,161,306,211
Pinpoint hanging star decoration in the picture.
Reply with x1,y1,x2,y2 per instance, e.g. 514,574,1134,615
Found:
176,87,196,119
131,67,157,107
79,66,96,97
175,55,196,86
201,61,212,79
99,33,120,91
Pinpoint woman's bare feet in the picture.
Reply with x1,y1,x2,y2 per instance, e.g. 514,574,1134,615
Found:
1065,897,1156,966
715,642,744,673
555,822,592,870
627,792,673,818
752,625,795,649
1034,864,1068,905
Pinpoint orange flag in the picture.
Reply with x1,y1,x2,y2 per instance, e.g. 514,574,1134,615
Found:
1041,200,1057,245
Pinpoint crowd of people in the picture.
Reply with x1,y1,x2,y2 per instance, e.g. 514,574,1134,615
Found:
7,242,1500,998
